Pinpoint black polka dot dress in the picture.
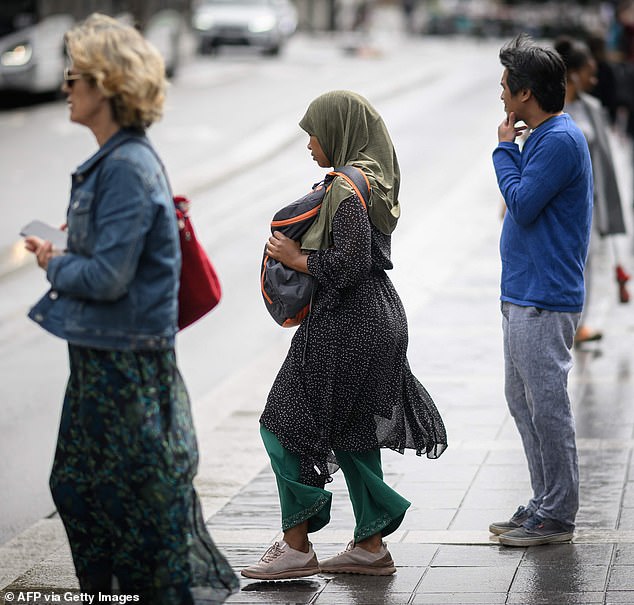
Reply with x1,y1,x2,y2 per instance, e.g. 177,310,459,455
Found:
260,195,447,486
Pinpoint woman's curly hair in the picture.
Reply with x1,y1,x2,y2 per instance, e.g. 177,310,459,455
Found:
64,13,166,129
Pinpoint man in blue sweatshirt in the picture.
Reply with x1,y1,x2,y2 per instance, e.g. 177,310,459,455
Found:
489,34,593,547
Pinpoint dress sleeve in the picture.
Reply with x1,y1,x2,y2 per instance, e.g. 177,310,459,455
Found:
307,195,371,290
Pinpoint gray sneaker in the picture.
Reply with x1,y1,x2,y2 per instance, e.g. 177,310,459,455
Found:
241,541,320,580
319,541,396,576
498,514,574,547
489,505,532,535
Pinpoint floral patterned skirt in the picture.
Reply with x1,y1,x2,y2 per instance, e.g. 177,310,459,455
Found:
50,345,239,604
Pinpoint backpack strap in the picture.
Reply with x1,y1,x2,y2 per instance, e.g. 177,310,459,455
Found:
327,166,371,209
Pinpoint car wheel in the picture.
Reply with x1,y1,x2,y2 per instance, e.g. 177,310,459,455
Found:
262,44,281,56
199,39,218,55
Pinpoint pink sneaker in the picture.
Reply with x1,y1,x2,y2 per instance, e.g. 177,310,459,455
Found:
241,541,320,580
319,541,396,576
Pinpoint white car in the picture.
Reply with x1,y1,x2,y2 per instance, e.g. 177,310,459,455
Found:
0,8,185,94
192,0,297,56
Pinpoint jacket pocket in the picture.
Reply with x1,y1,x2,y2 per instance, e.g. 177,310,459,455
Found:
67,190,95,253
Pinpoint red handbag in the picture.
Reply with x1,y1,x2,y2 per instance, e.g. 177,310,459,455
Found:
174,195,221,330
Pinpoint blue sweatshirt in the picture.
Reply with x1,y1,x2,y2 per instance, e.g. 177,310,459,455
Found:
493,113,593,312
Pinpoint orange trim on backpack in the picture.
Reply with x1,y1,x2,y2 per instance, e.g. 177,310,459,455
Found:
271,204,322,228
261,255,273,304
282,305,310,327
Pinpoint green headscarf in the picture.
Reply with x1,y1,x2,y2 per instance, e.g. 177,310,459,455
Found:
298,90,401,251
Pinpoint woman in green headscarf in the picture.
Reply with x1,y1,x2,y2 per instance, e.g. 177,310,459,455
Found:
243,91,447,580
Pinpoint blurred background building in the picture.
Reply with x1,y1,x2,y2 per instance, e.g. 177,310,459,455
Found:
2,0,634,137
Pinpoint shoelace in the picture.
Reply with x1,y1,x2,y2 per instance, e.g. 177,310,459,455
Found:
329,540,354,558
335,540,385,557
259,542,285,563
336,540,355,556
522,514,544,531
511,505,528,521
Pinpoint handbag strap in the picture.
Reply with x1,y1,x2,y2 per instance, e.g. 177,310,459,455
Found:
129,138,191,219
131,137,175,199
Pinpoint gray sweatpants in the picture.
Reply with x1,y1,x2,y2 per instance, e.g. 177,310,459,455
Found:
501,301,580,530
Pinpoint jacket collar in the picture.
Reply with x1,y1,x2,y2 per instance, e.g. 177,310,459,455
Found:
74,128,145,177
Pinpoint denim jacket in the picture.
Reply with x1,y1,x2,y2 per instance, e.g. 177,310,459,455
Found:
28,129,180,350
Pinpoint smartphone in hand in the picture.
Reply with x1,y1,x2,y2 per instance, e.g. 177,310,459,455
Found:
20,220,68,250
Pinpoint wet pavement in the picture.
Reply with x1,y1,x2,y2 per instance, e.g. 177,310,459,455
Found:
1,196,634,604
207,227,634,605
2,203,634,605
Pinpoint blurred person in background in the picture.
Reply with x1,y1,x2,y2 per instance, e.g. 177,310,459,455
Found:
401,0,417,34
556,35,628,345
23,13,238,604
615,0,634,61
613,1,634,197
587,32,621,125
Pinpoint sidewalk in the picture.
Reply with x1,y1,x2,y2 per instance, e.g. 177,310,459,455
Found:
1,220,633,604
213,231,634,604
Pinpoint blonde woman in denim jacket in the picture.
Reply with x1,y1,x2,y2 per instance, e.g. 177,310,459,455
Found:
24,14,238,605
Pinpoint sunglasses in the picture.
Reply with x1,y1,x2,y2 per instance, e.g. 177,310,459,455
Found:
63,67,84,87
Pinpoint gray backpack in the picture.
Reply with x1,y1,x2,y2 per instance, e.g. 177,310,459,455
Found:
260,166,370,327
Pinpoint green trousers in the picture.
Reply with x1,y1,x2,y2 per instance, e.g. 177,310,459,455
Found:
261,425,410,543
